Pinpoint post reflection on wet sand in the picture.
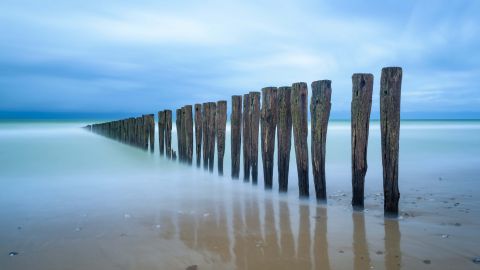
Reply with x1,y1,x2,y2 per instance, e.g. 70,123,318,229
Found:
352,211,371,270
159,195,403,269
314,207,331,270
385,218,402,270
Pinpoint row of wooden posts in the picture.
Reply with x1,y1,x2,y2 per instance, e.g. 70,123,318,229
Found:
86,67,402,215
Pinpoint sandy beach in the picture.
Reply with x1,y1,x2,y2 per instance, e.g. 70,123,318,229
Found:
0,121,479,269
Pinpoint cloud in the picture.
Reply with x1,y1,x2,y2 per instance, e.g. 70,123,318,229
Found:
0,0,479,118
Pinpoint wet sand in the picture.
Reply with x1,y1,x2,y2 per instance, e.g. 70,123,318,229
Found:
1,121,479,269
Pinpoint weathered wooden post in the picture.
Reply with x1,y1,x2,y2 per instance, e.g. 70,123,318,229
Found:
143,115,149,150
202,103,210,170
180,107,187,162
136,116,142,148
176,109,182,161
158,111,166,155
311,80,332,201
292,82,309,197
261,87,278,189
249,91,261,184
216,101,227,175
194,104,203,167
208,102,217,172
165,110,173,158
380,67,402,215
148,114,155,153
277,86,292,192
231,95,242,179
351,73,373,209
242,94,251,181
185,105,194,165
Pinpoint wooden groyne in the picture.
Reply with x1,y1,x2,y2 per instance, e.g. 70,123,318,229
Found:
85,66,403,215
277,86,292,192
231,96,242,179
380,67,402,215
260,87,278,189
351,74,373,209
311,80,331,201
292,82,309,197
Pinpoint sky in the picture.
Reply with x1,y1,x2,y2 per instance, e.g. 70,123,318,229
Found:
0,0,479,119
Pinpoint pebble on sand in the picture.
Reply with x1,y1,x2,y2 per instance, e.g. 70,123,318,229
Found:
473,257,480,264
423,259,431,264
186,265,198,270
9,251,18,256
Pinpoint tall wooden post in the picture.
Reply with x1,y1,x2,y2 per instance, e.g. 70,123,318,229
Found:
208,102,217,172
277,86,292,192
380,67,402,215
261,87,278,189
148,114,155,153
158,111,165,155
351,73,373,209
249,91,261,184
165,110,172,159
185,105,194,165
292,82,309,197
180,107,187,162
194,104,203,167
202,103,210,170
176,108,182,162
216,101,227,175
231,95,242,179
242,94,251,181
311,80,332,201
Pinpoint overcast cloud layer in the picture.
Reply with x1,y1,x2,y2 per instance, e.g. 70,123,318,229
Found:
1,0,479,118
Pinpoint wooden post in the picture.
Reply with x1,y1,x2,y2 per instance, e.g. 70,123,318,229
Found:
231,95,242,179
351,73,373,209
261,87,278,189
176,108,183,162
194,104,203,167
158,111,165,155
311,80,332,201
136,116,142,148
185,105,194,165
165,110,172,159
148,114,155,153
142,115,149,150
277,86,292,192
202,103,209,170
292,82,309,197
208,102,217,172
249,91,261,184
180,107,187,162
380,67,402,215
242,94,251,181
216,101,227,175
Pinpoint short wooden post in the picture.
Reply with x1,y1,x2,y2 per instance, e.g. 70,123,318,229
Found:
202,103,210,170
292,82,309,197
351,73,373,209
242,94,251,181
216,101,227,175
148,114,155,153
231,95,242,179
311,80,332,201
208,102,217,172
176,109,182,162
277,86,292,192
185,105,193,165
158,111,165,155
261,87,278,189
194,104,203,167
165,110,173,158
380,67,402,215
249,91,261,184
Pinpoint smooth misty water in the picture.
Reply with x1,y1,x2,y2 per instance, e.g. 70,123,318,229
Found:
0,120,479,269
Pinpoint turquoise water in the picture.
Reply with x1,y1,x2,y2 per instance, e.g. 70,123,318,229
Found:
1,120,479,195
